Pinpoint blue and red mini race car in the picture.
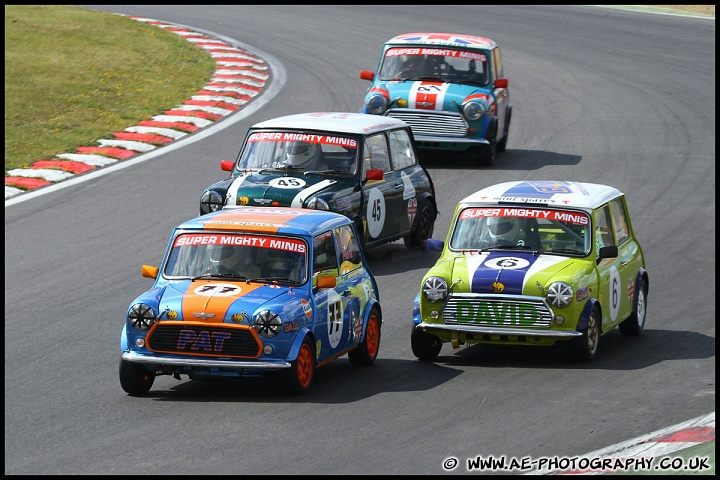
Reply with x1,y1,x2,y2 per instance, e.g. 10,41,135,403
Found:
360,32,512,166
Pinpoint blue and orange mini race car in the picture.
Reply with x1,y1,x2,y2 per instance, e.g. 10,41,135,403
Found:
120,206,382,395
360,32,512,166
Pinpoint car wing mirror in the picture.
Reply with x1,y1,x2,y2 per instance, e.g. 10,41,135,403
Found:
220,160,234,172
360,70,375,81
365,169,384,181
142,265,159,279
316,275,337,289
494,78,509,88
427,238,444,251
596,245,619,264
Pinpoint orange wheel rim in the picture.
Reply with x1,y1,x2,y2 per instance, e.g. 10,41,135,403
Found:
366,314,380,357
297,343,314,388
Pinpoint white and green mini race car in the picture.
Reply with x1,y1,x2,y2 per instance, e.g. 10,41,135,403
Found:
412,180,648,362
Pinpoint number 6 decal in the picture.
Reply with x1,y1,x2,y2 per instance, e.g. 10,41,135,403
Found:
609,265,620,322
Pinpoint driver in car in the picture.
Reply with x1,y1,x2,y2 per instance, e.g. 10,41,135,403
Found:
283,142,327,170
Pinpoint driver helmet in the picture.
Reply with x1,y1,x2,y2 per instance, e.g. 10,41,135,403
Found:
487,217,520,242
286,142,318,166
208,245,243,268
265,249,291,269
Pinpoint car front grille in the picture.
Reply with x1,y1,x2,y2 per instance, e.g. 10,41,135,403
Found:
386,110,468,137
146,321,261,358
441,294,554,328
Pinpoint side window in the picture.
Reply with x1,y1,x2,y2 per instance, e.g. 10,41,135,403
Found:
609,197,630,245
335,224,362,274
388,129,416,171
313,231,338,279
363,134,390,173
595,206,615,252
493,48,504,79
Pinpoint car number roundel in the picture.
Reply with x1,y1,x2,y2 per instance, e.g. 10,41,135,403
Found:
327,290,343,348
269,177,307,189
608,265,621,322
366,187,386,238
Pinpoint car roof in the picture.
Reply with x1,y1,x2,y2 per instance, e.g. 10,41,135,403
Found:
385,32,497,50
175,206,351,237
251,112,409,135
460,181,623,212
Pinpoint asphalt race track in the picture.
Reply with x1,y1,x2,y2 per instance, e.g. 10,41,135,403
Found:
5,5,715,475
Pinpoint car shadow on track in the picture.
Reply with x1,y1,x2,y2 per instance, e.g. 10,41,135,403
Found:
362,241,442,276
419,149,582,171
137,357,462,403
443,328,715,371
134,329,712,403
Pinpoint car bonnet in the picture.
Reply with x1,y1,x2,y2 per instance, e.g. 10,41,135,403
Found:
225,171,340,208
376,80,492,112
451,251,577,295
157,279,300,323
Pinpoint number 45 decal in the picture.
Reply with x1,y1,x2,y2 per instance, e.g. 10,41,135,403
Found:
371,198,382,221
269,177,306,189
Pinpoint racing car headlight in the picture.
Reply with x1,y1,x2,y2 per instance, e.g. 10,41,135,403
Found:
200,190,224,214
546,282,574,308
306,197,329,211
462,101,485,121
365,94,388,115
422,276,448,302
254,310,282,337
128,303,157,331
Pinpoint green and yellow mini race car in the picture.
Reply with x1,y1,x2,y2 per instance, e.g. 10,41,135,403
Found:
412,180,648,362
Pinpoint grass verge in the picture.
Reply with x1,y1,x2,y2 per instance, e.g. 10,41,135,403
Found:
4,5,216,174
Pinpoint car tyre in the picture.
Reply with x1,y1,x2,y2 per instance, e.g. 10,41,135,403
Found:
571,306,601,362
476,120,498,167
403,200,436,249
284,336,316,395
496,106,511,153
348,306,382,366
411,328,443,361
619,279,647,336
119,358,155,395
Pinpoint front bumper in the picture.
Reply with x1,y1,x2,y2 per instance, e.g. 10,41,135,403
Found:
414,322,582,339
122,351,290,370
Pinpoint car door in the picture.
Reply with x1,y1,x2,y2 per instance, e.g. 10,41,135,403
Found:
334,224,372,346
492,47,509,141
311,230,354,360
387,129,424,235
360,133,405,243
594,204,626,331
609,196,642,323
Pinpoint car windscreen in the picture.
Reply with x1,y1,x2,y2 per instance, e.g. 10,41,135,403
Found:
378,47,489,85
164,232,308,284
237,131,359,175
449,207,590,254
